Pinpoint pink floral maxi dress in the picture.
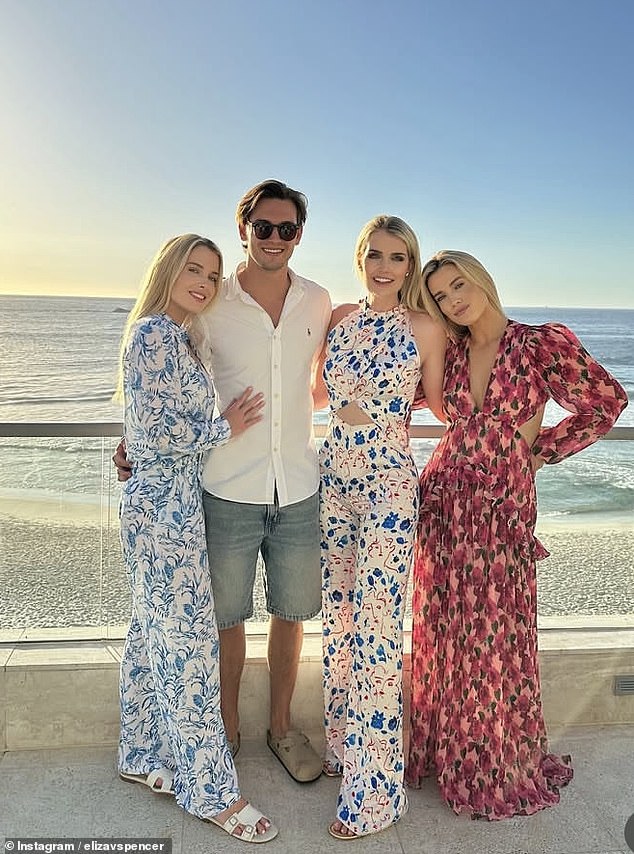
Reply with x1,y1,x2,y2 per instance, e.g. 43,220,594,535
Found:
406,321,628,819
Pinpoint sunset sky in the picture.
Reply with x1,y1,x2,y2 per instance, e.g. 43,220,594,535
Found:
1,0,633,307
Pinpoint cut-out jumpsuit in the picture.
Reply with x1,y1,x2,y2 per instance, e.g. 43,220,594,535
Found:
320,303,420,836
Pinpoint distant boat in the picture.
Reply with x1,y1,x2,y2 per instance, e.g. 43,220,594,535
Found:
113,307,129,313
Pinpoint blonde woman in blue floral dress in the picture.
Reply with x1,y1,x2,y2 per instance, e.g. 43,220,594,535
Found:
116,234,276,843
314,216,446,839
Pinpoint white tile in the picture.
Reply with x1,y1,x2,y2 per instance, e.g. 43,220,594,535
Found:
0,761,184,850
8,642,118,669
2,725,633,854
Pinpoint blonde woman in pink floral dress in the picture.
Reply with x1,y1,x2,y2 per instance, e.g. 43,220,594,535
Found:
406,250,628,820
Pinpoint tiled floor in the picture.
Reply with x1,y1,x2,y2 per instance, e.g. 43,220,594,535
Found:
1,725,633,854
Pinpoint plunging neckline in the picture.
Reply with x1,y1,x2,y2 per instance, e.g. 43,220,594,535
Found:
465,320,511,411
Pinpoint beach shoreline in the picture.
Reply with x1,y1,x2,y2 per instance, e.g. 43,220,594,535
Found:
1,500,632,630
1,489,632,530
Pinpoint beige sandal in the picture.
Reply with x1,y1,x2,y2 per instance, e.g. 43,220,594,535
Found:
328,820,359,840
207,801,278,844
267,728,322,782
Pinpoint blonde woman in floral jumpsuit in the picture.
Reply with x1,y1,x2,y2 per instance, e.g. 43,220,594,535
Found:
407,250,628,819
117,234,277,844
314,216,446,839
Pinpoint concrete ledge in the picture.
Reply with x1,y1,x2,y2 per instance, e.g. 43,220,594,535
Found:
2,622,634,751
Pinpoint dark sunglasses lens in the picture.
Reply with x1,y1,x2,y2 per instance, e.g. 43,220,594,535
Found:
278,222,299,241
252,221,274,239
250,219,298,241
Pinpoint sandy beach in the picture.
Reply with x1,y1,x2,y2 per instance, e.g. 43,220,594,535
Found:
1,493,632,629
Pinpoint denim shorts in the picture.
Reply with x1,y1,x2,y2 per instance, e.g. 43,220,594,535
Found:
202,490,321,629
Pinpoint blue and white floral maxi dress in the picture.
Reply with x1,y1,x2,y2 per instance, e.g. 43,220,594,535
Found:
119,313,239,818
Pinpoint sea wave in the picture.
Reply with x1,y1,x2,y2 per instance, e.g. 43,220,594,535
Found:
1,299,632,518
0,391,115,406
0,485,106,506
539,491,634,517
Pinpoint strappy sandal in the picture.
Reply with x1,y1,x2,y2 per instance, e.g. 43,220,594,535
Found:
119,768,174,795
322,760,342,777
322,747,343,777
328,820,359,840
328,804,408,841
206,801,278,844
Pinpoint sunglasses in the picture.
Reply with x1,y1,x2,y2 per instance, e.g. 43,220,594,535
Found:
247,219,301,241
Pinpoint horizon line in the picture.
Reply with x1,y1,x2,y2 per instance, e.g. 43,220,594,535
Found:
1,293,633,312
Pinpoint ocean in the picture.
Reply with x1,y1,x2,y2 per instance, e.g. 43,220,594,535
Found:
0,295,633,627
1,295,632,517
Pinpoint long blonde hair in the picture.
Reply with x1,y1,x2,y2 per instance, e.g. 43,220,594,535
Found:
420,250,506,340
114,233,223,400
354,215,426,310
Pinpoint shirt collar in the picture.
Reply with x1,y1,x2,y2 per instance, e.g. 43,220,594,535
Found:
224,263,305,301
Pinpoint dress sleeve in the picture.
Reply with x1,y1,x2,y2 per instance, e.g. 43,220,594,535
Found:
530,323,628,464
124,319,231,457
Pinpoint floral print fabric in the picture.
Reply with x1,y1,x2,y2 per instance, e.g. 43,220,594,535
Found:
320,303,420,835
407,320,628,819
119,313,239,819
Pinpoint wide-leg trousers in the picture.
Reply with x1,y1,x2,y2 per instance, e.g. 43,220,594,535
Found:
320,419,418,835
118,471,239,819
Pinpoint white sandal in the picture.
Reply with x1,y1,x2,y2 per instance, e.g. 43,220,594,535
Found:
119,768,174,795
207,801,278,844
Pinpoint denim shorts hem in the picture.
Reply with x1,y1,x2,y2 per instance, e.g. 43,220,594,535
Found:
216,611,253,631
267,606,321,623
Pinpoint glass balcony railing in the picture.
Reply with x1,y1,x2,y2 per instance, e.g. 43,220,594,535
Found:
0,424,128,638
0,422,632,639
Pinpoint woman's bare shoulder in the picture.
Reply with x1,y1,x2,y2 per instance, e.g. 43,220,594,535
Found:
407,309,447,344
329,302,359,332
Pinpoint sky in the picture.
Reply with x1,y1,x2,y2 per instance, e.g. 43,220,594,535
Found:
0,0,633,308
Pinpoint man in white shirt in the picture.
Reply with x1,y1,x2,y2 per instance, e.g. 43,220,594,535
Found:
200,180,331,782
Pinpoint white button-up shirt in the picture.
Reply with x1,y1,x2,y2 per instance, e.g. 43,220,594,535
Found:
199,264,331,506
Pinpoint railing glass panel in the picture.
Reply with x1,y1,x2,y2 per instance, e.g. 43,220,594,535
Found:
0,424,632,637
